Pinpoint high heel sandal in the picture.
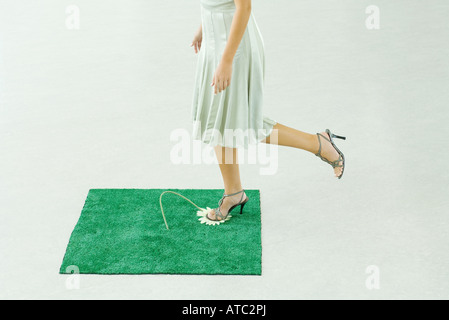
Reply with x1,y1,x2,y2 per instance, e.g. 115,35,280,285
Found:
207,189,249,221
315,129,346,179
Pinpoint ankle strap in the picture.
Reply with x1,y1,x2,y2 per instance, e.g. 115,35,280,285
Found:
223,189,244,197
217,189,246,212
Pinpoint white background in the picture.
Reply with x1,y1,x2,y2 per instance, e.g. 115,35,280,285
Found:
1,0,448,299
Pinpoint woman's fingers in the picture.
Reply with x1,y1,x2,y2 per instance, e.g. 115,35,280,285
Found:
219,79,224,94
190,40,200,54
195,41,202,53
214,79,224,95
221,80,225,92
212,77,232,95
214,78,219,95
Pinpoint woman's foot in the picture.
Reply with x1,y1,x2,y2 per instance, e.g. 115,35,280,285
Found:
315,131,344,178
207,190,248,221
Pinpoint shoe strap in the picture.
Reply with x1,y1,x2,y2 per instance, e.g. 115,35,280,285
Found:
223,189,244,197
221,189,244,204
315,132,331,155
215,189,245,220
215,206,226,220
315,133,343,168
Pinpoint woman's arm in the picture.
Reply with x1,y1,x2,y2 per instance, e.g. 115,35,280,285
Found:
212,0,252,94
221,0,251,64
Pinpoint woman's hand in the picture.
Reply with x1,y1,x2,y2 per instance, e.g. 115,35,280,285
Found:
190,25,202,54
211,60,233,95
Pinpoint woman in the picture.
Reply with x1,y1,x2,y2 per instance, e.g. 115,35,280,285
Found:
190,0,346,222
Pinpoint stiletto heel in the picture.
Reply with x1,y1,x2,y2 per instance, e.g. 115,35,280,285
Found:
239,202,246,214
315,129,346,179
331,133,346,140
207,189,249,221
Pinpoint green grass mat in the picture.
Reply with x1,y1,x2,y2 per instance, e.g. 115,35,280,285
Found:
59,189,262,275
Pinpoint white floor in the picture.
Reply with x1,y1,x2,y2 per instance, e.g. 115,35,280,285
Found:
1,0,448,300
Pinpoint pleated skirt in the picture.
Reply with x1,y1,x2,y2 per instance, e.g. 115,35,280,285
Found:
190,1,277,149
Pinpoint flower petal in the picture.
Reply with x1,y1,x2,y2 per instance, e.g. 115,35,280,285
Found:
196,207,232,226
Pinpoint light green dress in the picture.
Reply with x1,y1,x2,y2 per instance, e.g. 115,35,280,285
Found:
191,0,277,149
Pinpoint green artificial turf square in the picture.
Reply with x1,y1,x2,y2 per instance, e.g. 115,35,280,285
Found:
59,189,262,275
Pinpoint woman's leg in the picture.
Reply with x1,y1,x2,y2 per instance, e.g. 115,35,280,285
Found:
260,123,343,177
207,145,248,220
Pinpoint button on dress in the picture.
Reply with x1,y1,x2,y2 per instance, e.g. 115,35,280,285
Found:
191,0,277,149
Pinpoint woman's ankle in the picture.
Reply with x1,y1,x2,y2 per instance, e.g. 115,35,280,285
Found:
224,187,243,195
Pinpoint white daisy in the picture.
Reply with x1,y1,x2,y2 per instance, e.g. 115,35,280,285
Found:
196,207,231,226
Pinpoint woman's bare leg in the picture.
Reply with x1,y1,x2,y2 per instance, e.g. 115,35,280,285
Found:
206,122,343,221
260,122,343,177
207,145,248,220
